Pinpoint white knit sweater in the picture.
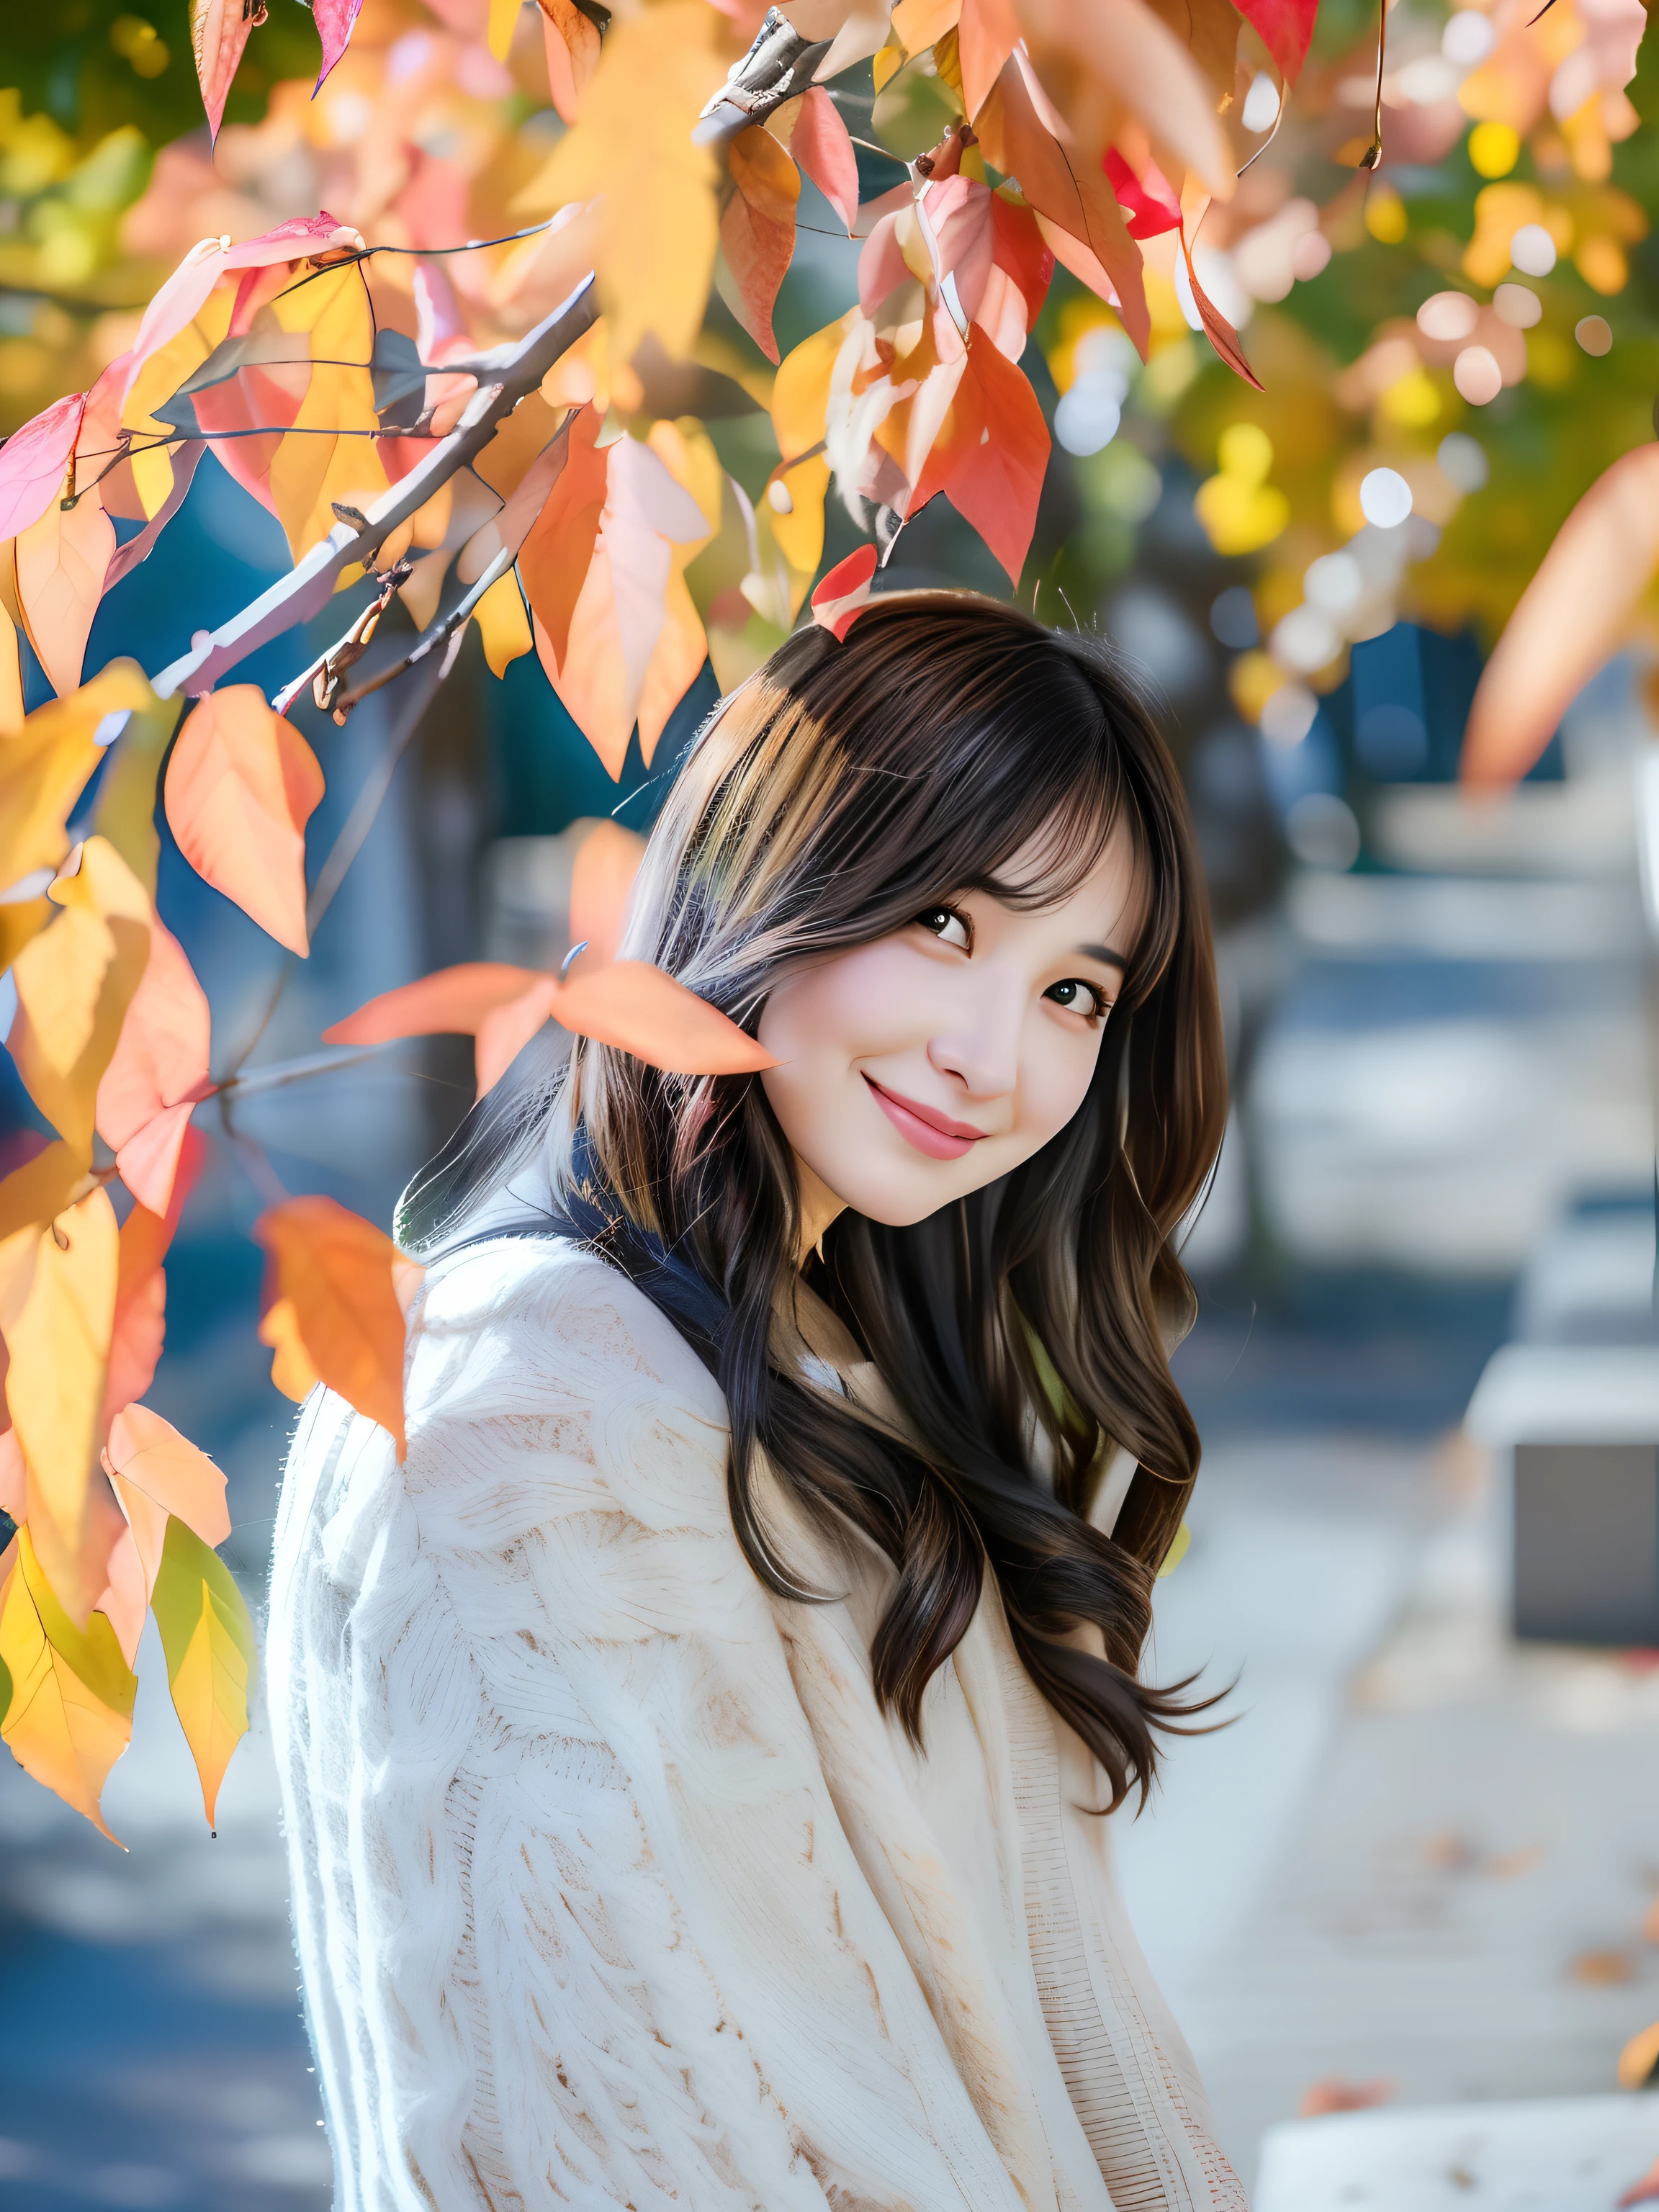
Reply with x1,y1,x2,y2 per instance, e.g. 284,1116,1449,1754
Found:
268,1233,1247,2212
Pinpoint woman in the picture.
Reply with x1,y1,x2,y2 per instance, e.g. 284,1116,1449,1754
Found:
269,593,1244,2211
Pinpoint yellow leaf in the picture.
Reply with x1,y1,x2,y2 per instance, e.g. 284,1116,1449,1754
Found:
267,263,389,561
487,0,523,60
91,684,184,901
9,836,152,1156
475,570,534,677
257,1294,323,1403
0,1527,135,1843
518,2,727,367
149,1514,253,1829
773,313,854,460
0,662,155,897
766,451,830,585
1,1186,120,1623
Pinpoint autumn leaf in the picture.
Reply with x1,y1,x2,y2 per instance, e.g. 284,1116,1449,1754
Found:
570,819,648,964
960,0,1021,116
779,87,860,233
14,363,127,701
811,543,879,639
723,126,801,364
475,571,535,677
102,1126,207,1428
538,431,714,776
1462,444,1659,786
0,1527,136,1843
1231,0,1317,81
0,1185,122,1624
9,837,153,1159
265,261,388,560
536,0,603,120
1017,0,1235,203
552,961,778,1074
149,1514,253,1828
165,687,325,954
191,0,269,139
915,324,1051,583
0,393,86,544
94,915,214,1218
0,655,156,893
1180,224,1263,389
254,1197,419,1457
518,403,611,674
975,52,1150,354
121,215,366,418
516,1,728,369
313,0,364,87
88,682,181,902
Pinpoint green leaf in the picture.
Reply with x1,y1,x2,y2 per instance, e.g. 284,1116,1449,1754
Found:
150,1516,255,1827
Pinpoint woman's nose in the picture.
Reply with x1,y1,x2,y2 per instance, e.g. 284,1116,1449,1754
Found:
927,972,1024,1098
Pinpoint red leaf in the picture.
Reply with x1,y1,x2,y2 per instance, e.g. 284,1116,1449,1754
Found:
1105,148,1182,239
190,0,264,138
722,125,801,364
811,544,878,639
95,918,213,1215
517,405,608,675
989,193,1055,326
311,0,364,87
1180,229,1264,390
791,86,859,233
0,394,86,544
164,688,324,955
1232,0,1318,81
916,328,1050,585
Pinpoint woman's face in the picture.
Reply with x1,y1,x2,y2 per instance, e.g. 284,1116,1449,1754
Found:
757,819,1145,1229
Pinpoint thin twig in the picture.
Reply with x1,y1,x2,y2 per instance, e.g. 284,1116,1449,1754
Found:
1359,0,1388,170
148,274,598,701
328,542,518,718
303,649,451,942
219,1042,404,1098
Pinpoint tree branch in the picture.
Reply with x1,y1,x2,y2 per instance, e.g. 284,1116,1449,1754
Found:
149,274,599,702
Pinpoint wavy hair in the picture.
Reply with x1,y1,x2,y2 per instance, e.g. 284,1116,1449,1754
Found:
426,592,1228,1809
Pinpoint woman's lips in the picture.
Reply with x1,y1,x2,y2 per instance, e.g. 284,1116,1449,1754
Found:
863,1075,984,1161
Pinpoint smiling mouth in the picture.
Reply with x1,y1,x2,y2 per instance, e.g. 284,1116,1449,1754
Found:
862,1075,985,1161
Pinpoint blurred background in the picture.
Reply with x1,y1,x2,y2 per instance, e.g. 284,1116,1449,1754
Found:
6,0,1659,2203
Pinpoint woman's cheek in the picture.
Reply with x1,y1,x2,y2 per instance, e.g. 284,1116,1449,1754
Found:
1018,1017,1102,1148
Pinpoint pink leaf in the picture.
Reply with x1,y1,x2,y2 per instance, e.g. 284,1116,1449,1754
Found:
792,87,860,233
105,1403,230,1549
0,394,86,544
122,214,367,412
312,0,365,88
569,821,647,966
1233,0,1318,82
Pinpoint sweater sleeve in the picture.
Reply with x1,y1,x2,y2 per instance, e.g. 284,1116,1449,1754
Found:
266,1241,1031,2212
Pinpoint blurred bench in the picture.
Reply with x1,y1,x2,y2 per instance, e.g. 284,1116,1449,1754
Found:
1256,2095,1658,2211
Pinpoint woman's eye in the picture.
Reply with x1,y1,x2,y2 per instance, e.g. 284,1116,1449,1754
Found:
917,907,971,951
1046,978,1107,1019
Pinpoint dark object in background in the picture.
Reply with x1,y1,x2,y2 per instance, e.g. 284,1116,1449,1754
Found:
1514,1444,1659,1647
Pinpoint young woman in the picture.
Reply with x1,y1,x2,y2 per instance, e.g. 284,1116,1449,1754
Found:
269,593,1244,2212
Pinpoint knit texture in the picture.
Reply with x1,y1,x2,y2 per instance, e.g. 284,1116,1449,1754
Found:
269,1235,1248,2211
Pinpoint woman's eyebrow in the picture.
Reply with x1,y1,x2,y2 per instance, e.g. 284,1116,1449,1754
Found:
1079,941,1128,969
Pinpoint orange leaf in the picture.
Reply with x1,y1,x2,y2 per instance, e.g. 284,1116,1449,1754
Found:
165,687,324,954
1462,444,1659,786
102,1125,205,1429
1017,0,1235,202
959,0,1021,117
1619,2154,1659,2208
323,961,547,1048
518,404,610,674
722,126,801,364
258,1295,323,1401
9,836,152,1157
551,960,778,1074
105,1404,230,1550
570,821,648,965
149,1512,254,1828
1179,223,1263,389
915,324,1051,584
0,660,156,896
0,1527,135,1843
0,1185,121,1624
95,916,213,1215
254,1197,419,1457
537,0,602,120
15,465,115,705
476,977,559,1094
976,53,1149,355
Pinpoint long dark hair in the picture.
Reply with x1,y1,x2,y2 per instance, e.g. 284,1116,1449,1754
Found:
431,592,1228,1809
